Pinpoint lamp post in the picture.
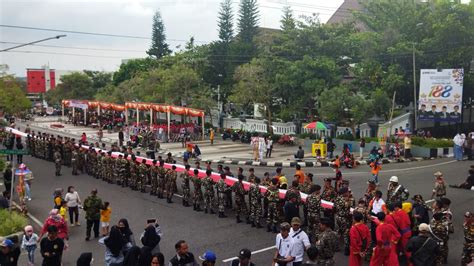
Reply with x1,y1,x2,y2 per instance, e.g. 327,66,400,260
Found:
412,22,424,131
1,35,67,52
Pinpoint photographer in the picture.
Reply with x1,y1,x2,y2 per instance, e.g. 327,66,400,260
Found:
272,222,297,266
140,219,162,255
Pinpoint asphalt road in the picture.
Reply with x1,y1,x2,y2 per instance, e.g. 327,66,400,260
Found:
5,153,473,265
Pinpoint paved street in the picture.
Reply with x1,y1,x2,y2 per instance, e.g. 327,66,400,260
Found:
4,149,472,265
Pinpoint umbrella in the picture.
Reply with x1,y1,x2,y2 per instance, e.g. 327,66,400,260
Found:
304,121,329,130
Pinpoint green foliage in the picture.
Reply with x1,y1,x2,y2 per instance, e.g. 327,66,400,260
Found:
83,70,112,89
0,76,31,115
218,0,234,44
0,158,5,173
336,133,355,141
147,11,171,59
237,0,259,43
280,6,296,31
113,58,161,85
0,209,27,236
411,137,453,148
45,72,94,105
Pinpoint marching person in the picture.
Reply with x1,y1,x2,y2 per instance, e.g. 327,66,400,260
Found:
349,212,370,266
369,212,400,266
83,189,104,241
216,173,229,218
202,170,216,214
315,218,338,265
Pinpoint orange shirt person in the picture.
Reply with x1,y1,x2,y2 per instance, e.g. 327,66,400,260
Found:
294,165,305,184
350,212,371,266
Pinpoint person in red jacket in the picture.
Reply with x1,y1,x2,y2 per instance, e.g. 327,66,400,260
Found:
39,209,69,241
386,202,412,260
370,212,401,266
349,212,371,266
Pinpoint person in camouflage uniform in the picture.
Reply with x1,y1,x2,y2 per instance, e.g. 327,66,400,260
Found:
216,173,229,218
83,189,104,241
157,161,166,198
386,176,409,206
265,179,280,233
71,148,79,175
64,140,72,166
286,180,301,205
121,154,131,187
334,187,353,256
321,178,337,229
54,149,62,176
78,148,86,174
299,173,313,227
115,154,126,185
248,168,257,183
100,152,107,181
137,159,148,192
149,160,159,195
94,152,102,179
202,170,216,214
249,177,263,228
129,156,138,190
232,174,249,224
192,169,203,211
261,172,271,218
165,152,174,163
165,165,177,203
462,212,474,266
431,212,449,265
316,217,338,265
306,184,322,243
181,164,192,207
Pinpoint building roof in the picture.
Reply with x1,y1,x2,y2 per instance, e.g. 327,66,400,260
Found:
326,0,363,25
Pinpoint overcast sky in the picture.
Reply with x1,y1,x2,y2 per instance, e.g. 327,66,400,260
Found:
0,0,346,76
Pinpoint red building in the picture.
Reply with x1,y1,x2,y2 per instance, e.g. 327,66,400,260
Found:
27,68,56,93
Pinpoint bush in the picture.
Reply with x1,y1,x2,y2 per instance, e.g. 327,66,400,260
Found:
297,132,319,140
336,133,355,141
0,158,5,173
0,209,27,236
411,137,453,148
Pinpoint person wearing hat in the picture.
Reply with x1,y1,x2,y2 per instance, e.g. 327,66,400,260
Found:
386,175,409,206
406,223,438,266
231,248,255,266
315,217,338,265
306,184,322,243
265,178,281,233
431,171,447,200
272,222,297,266
430,212,449,265
0,238,21,266
199,250,216,266
232,174,250,224
289,217,310,266
83,189,104,241
223,166,234,208
369,212,400,266
334,187,353,256
321,178,336,229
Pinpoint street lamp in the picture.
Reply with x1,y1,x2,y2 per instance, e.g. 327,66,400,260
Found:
0,35,67,52
412,22,423,131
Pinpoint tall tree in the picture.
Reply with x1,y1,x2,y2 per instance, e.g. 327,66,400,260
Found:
237,0,259,43
280,6,296,32
0,76,31,115
45,72,94,105
147,11,171,59
218,0,234,44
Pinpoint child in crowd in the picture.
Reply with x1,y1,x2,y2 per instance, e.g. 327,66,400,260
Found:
59,200,68,222
100,201,112,236
21,225,39,266
369,160,381,184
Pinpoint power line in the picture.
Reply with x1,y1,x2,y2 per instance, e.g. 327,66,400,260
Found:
0,25,209,43
4,50,129,59
0,41,146,53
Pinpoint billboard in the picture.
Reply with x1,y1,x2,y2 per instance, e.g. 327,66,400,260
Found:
418,69,463,122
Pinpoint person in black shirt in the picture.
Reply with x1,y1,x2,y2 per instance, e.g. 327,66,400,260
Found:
3,164,12,193
0,238,21,266
0,191,10,209
411,195,430,236
231,248,255,266
450,169,474,189
40,225,65,266
406,223,439,266
169,240,198,266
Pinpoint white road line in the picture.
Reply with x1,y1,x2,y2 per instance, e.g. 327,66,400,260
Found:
222,245,276,262
11,201,44,227
314,160,457,176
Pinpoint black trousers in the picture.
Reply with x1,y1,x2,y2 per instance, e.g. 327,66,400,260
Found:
86,219,100,238
68,206,79,224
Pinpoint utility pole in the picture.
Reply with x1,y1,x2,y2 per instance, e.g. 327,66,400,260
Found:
413,42,418,132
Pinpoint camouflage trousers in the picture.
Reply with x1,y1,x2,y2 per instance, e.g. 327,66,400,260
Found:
129,174,137,189
308,213,321,243
137,175,146,191
217,192,226,213
436,241,448,265
249,199,262,224
182,186,191,204
317,258,335,266
166,181,176,198
71,160,78,175
266,202,279,226
55,161,61,175
193,191,203,205
462,242,474,265
157,178,165,197
234,197,248,217
204,193,214,211
336,216,351,248
150,177,158,194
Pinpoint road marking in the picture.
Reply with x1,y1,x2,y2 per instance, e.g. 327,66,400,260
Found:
314,160,457,176
222,245,276,262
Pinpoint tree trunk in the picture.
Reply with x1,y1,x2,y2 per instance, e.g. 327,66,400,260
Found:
266,105,273,134
350,123,357,139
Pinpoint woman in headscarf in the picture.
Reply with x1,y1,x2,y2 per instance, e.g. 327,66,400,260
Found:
150,253,165,266
39,209,69,241
99,225,128,266
118,218,135,254
76,252,93,266
123,246,141,266
140,224,161,254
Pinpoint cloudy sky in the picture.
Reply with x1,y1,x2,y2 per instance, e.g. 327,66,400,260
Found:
0,0,345,76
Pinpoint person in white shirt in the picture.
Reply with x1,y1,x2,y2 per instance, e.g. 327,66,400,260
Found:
273,222,298,266
288,218,310,266
64,186,81,226
266,138,273,158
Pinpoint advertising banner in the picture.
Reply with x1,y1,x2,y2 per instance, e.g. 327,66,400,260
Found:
418,69,463,122
69,100,88,110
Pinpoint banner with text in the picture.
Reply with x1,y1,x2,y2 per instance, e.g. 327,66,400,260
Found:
418,69,463,122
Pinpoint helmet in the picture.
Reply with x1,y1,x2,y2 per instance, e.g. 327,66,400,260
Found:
389,176,399,183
